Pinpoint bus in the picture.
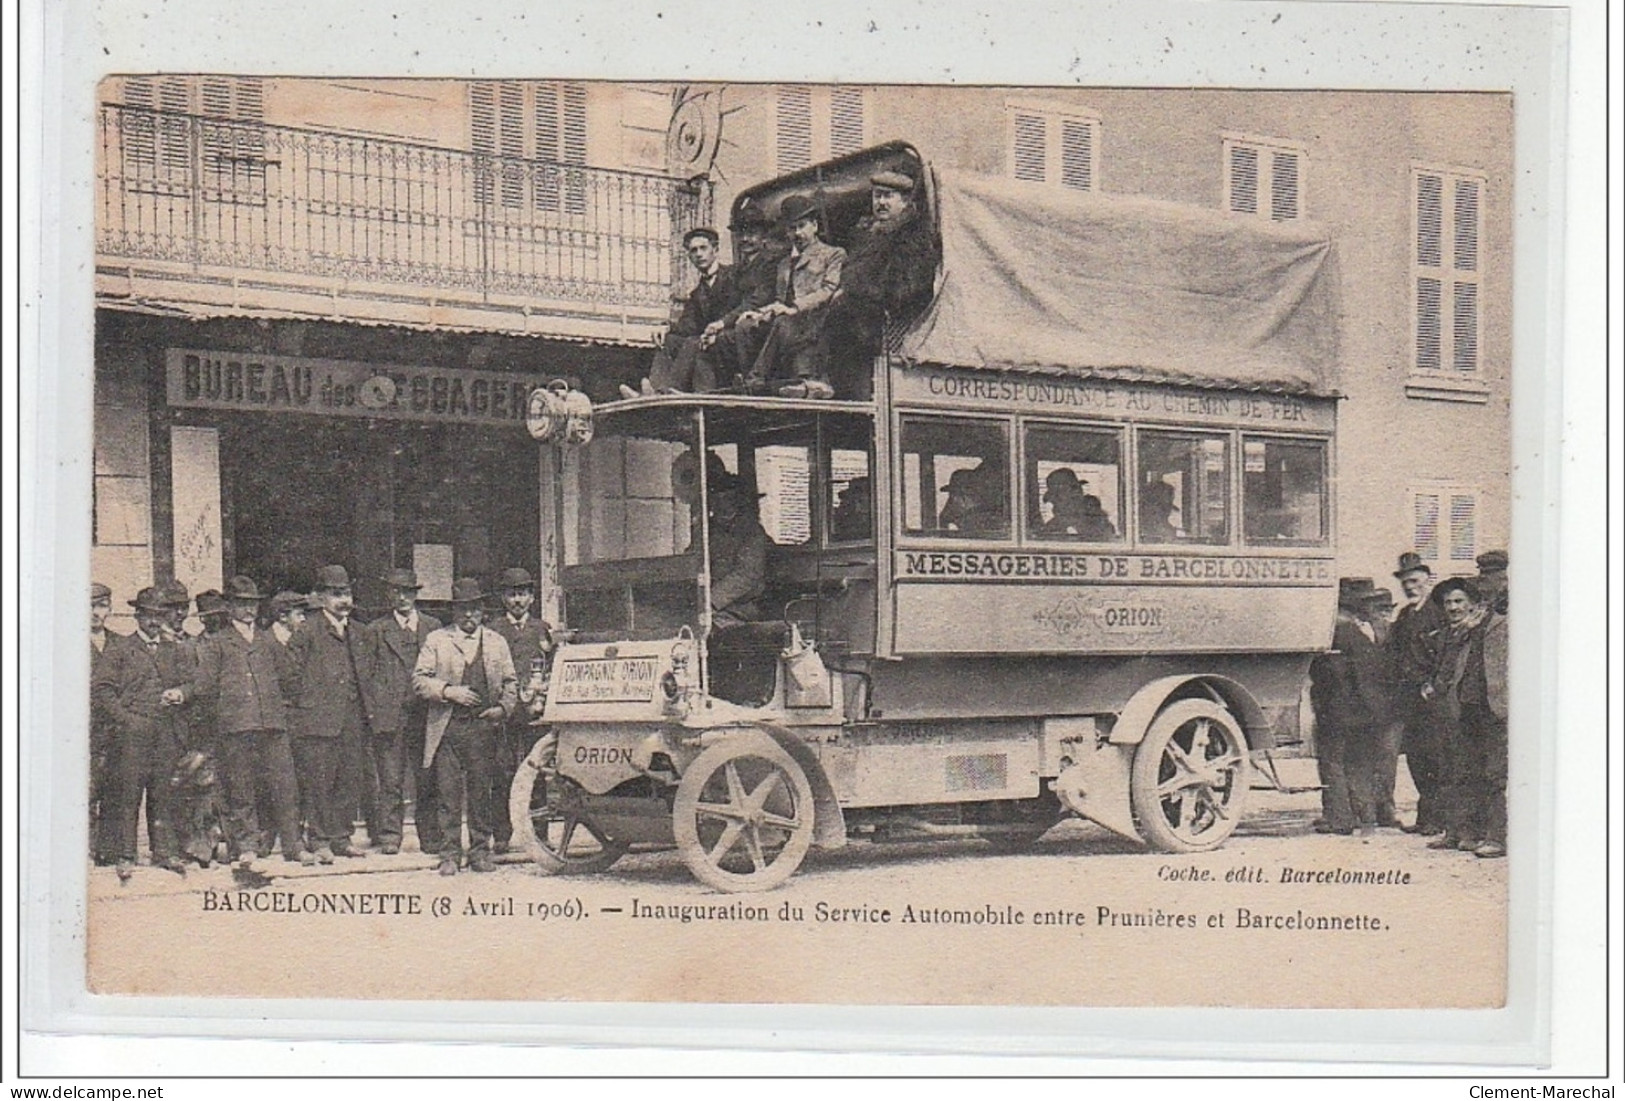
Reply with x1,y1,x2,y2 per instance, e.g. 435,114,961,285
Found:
514,142,1339,892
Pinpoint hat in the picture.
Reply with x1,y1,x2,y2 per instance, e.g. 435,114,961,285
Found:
314,565,352,591
269,591,309,616
129,586,170,612
450,577,485,605
1476,550,1508,572
779,194,821,226
730,199,770,230
223,576,264,601
498,567,535,590
1432,576,1483,605
195,590,228,617
1393,551,1432,579
1337,577,1377,610
382,568,422,591
1043,468,1084,495
91,582,112,602
682,227,720,247
157,579,191,608
942,468,982,494
870,169,915,193
1364,584,1395,606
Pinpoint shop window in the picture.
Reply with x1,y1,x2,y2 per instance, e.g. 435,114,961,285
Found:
1023,423,1123,543
1136,430,1231,546
1242,436,1328,546
1223,135,1303,221
899,416,1011,540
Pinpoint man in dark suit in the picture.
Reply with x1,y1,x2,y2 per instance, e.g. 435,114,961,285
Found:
176,575,310,866
1309,578,1391,835
91,586,190,878
487,567,553,853
362,568,442,856
89,582,117,858
1387,551,1448,834
623,228,741,397
284,564,372,864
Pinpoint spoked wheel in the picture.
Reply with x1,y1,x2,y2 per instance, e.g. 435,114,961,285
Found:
1130,699,1250,852
509,733,629,875
673,732,815,892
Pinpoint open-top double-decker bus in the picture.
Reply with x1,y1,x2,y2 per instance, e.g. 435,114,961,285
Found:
513,142,1339,892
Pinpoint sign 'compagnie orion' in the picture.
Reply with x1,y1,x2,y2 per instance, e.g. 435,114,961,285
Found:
166,349,546,426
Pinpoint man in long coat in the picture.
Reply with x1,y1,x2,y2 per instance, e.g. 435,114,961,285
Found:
487,567,553,854
1309,578,1390,834
90,581,116,857
284,564,372,863
362,568,442,855
91,586,190,877
176,575,308,865
412,578,517,875
1387,551,1448,834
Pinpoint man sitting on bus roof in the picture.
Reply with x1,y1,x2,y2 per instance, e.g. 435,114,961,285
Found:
823,168,941,402
621,227,740,399
739,194,845,400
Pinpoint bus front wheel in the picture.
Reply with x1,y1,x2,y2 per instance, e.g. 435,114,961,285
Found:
673,732,816,892
1130,699,1250,853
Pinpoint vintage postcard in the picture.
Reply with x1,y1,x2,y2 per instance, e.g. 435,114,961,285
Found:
77,75,1521,1011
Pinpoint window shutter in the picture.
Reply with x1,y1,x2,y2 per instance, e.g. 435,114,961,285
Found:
1228,145,1259,214
123,77,158,168
1012,112,1047,183
1060,117,1093,191
1448,494,1477,562
200,78,232,117
1413,492,1441,561
533,83,559,161
1416,173,1443,268
470,83,497,204
562,83,588,164
1415,277,1443,372
234,78,264,121
1452,283,1479,372
1270,150,1299,220
499,82,525,207
776,86,812,172
1453,178,1479,272
159,78,191,173
830,87,864,157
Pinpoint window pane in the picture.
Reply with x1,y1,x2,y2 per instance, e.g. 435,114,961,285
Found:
564,425,699,565
1137,431,1230,545
1242,437,1327,546
1024,424,1122,542
755,444,812,546
900,416,1011,539
828,447,872,543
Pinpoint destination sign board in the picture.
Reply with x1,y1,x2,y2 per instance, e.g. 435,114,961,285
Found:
894,366,1336,431
553,656,661,704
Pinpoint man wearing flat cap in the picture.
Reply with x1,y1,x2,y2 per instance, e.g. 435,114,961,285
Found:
361,568,442,856
413,578,518,875
823,167,941,400
172,576,309,866
489,567,554,854
1475,549,1508,615
92,586,191,877
623,228,742,398
283,565,373,863
1423,577,1508,858
739,194,846,399
1387,551,1448,834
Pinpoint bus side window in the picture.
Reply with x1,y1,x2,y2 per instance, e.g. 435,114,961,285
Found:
1136,430,1231,545
899,416,1011,540
1243,436,1328,545
1024,423,1124,543
828,447,873,543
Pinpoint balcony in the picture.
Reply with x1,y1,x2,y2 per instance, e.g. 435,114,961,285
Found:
95,103,709,343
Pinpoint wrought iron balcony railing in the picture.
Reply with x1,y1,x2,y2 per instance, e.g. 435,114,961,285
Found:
96,103,708,316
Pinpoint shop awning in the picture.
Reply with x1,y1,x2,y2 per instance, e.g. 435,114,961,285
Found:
897,168,1338,396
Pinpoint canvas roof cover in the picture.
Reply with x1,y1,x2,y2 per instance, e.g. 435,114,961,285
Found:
897,168,1338,395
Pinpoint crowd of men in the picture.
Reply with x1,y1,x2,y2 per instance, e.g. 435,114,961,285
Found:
89,566,553,881
1309,550,1510,858
621,166,939,403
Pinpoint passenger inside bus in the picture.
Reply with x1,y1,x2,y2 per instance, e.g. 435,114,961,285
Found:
1139,480,1180,542
830,475,873,542
1035,468,1118,541
938,465,1005,536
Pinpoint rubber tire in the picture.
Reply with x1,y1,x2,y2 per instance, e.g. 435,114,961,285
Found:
673,732,816,892
509,734,629,875
1130,698,1250,853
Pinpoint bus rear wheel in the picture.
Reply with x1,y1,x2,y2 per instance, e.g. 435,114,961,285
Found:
673,732,815,892
1130,699,1250,853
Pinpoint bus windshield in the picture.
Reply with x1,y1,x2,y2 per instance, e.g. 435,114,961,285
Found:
562,411,700,568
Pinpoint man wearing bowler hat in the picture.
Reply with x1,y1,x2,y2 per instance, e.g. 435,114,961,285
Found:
1387,551,1448,834
739,194,845,399
489,567,554,853
698,200,789,389
823,167,940,400
284,565,373,863
413,579,518,875
362,568,443,856
1308,578,1390,835
92,586,191,877
172,576,311,866
268,591,310,647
